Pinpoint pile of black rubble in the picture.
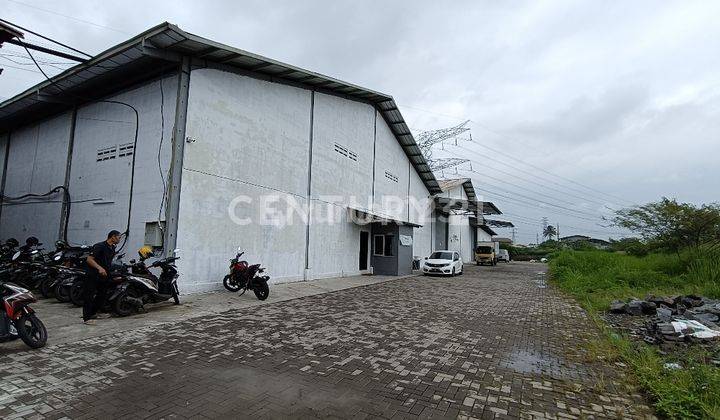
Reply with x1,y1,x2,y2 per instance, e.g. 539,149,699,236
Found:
608,294,720,344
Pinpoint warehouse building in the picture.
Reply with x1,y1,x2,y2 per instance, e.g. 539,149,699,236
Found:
0,23,445,293
434,178,502,262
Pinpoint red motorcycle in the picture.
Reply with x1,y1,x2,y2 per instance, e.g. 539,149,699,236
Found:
0,281,47,349
222,248,270,300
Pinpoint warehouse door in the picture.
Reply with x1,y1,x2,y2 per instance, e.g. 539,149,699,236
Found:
359,231,369,271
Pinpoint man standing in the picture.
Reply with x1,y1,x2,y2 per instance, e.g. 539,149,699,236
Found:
83,230,121,325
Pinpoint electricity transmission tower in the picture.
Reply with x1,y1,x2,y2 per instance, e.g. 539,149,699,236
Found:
416,120,473,173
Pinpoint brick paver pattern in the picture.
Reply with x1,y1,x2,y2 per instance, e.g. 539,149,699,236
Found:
0,263,654,419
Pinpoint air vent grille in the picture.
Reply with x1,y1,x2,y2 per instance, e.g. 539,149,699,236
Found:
118,142,134,157
96,146,117,162
385,171,399,183
334,142,358,162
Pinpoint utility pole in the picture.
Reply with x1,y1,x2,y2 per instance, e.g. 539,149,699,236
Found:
556,223,560,242
511,227,516,243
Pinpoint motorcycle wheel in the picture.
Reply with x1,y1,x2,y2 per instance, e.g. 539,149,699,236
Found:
69,283,84,307
55,283,70,302
223,274,241,292
16,313,48,349
253,282,269,301
112,291,136,317
172,284,180,305
39,278,54,298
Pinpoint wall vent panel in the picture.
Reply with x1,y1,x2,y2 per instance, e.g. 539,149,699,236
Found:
96,146,117,162
118,142,134,157
334,142,358,162
385,171,399,183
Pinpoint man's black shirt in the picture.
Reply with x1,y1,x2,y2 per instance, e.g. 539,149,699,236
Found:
90,240,116,272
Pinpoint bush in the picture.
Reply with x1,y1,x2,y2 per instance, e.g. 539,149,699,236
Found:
550,249,720,418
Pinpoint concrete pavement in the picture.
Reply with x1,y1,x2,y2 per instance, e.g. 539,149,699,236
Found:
1,273,402,353
0,263,655,419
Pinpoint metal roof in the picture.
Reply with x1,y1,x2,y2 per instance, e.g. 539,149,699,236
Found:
348,207,422,228
0,22,441,194
480,201,502,215
485,219,514,228
479,225,498,236
437,178,477,202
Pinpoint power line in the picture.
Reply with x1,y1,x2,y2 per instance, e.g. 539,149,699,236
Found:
0,17,92,58
0,62,43,74
455,165,607,210
1,51,77,65
478,140,634,205
452,143,624,208
5,1,130,35
448,144,615,208
472,185,601,222
402,104,634,205
0,55,72,72
463,168,605,218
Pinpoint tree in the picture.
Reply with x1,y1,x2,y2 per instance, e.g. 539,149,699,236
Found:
542,225,557,242
612,197,720,251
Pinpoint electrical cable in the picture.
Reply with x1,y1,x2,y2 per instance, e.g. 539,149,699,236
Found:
443,144,615,208
0,17,92,58
453,143,625,208
404,105,635,205
15,37,139,252
0,186,71,243
479,141,634,205
5,1,130,35
156,76,168,236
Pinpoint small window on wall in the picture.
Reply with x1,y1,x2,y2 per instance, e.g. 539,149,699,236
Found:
384,235,394,256
373,234,395,256
373,235,384,256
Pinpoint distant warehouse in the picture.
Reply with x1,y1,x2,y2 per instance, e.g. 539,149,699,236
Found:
0,23,501,292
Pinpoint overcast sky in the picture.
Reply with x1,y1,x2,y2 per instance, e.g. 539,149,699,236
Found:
2,0,718,243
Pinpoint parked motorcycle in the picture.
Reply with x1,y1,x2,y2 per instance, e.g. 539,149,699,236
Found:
38,241,91,298
4,246,46,291
108,248,181,317
0,281,48,349
222,248,270,300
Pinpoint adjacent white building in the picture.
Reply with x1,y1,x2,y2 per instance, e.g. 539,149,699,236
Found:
434,178,502,263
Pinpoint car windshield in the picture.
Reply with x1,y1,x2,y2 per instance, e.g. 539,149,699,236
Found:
476,246,493,253
429,252,453,260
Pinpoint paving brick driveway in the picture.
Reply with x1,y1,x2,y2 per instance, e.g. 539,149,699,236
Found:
0,262,654,419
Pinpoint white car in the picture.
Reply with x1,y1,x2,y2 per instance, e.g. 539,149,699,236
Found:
497,249,510,263
422,250,463,276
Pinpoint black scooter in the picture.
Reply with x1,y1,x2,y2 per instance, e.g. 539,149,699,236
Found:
108,251,181,317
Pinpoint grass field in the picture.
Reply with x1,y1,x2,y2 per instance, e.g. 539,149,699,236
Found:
549,248,720,419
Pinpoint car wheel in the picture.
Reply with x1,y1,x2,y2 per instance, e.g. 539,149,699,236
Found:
451,268,456,277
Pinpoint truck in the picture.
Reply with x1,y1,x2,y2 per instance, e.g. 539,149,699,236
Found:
474,241,498,266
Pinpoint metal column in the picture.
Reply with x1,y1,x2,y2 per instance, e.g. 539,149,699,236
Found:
163,56,191,256
0,131,10,225
58,108,77,241
303,91,315,275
